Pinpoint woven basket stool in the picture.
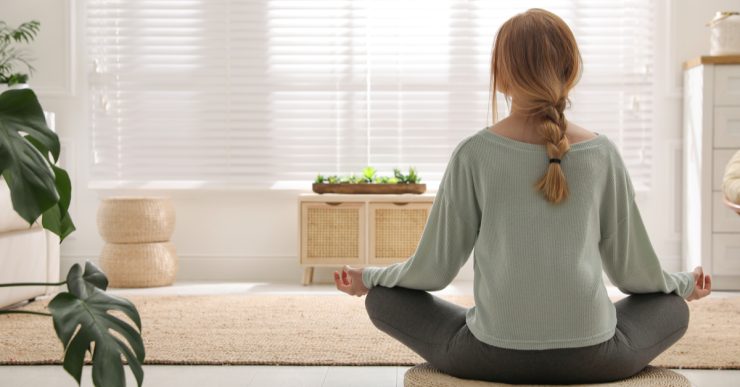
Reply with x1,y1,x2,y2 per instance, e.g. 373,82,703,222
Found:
404,363,691,387
100,242,178,288
97,197,177,288
98,197,175,243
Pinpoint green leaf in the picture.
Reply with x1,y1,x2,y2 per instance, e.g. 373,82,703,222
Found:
41,203,75,241
0,88,61,225
0,89,60,161
362,166,376,182
393,168,406,183
51,165,72,217
407,167,419,184
7,73,29,86
0,88,75,241
49,263,145,387
0,136,58,224
40,165,75,241
26,135,75,240
82,261,109,291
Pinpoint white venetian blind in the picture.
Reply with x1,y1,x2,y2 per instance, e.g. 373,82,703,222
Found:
87,0,654,190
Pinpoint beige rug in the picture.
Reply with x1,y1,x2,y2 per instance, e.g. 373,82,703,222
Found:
0,295,738,369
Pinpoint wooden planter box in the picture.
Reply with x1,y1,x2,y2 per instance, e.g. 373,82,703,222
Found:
312,183,426,194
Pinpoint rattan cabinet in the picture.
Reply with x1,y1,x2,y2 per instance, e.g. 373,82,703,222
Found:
298,193,435,285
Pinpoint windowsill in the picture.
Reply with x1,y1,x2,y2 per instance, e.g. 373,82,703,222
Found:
88,179,648,197
88,180,443,192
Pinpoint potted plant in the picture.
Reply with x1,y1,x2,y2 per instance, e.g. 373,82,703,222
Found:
313,166,426,194
0,20,40,89
0,20,145,387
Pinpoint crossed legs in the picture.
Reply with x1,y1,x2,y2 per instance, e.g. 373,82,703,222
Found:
365,286,689,384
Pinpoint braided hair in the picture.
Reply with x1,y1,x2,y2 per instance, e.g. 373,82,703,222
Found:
490,8,582,204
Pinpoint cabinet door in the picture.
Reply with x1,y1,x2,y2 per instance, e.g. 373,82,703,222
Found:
301,202,364,265
715,65,740,106
713,107,740,148
713,191,740,232
712,233,740,275
368,201,432,265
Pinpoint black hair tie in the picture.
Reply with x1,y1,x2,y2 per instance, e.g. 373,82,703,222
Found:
549,158,561,164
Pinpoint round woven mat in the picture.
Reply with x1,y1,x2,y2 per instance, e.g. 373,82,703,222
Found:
404,363,691,387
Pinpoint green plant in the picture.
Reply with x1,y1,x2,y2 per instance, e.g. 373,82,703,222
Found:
0,88,74,239
374,175,390,184
362,166,376,183
394,166,421,184
407,166,420,183
315,166,422,185
0,87,145,387
0,20,40,86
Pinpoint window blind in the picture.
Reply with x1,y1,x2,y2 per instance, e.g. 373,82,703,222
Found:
88,0,654,190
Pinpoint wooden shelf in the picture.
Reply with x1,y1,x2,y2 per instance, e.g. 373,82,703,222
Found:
684,55,740,70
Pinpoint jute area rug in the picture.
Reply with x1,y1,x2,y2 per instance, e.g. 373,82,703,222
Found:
1,295,738,369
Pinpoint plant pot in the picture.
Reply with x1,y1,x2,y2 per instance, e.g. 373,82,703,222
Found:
312,183,426,194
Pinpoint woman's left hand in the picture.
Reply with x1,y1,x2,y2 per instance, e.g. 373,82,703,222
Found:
334,265,368,297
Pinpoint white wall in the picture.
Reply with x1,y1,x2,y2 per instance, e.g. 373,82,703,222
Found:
646,0,739,275
2,0,736,284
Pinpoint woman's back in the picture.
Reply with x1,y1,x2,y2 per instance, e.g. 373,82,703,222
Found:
467,126,626,349
363,125,694,349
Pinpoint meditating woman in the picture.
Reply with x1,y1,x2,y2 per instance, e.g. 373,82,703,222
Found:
333,8,712,384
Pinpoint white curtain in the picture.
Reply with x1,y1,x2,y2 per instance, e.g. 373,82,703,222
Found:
88,0,654,190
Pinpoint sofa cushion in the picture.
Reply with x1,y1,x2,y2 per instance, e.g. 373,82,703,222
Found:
0,179,40,234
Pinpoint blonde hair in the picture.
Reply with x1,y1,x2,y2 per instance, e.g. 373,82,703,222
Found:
490,8,582,204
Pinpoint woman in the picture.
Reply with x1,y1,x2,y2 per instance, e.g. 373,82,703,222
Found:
333,8,712,384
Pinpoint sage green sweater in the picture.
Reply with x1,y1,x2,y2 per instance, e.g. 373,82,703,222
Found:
362,126,694,351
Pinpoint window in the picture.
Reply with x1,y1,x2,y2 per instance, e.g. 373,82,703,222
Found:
88,0,654,190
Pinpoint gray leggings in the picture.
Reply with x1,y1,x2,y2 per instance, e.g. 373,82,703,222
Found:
365,286,689,384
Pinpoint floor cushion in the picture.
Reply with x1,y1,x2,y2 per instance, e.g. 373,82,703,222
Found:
404,363,691,387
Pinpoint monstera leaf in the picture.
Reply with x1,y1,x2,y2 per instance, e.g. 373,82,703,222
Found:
40,165,75,240
48,262,144,387
0,88,75,240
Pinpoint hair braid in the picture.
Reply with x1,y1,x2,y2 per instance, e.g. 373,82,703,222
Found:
533,97,570,204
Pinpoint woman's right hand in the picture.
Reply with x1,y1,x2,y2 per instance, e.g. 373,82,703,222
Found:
685,266,711,301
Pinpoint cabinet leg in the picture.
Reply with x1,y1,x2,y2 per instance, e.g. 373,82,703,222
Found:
302,267,314,285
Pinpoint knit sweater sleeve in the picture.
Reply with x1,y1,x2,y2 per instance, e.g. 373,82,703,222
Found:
362,140,481,291
599,154,694,299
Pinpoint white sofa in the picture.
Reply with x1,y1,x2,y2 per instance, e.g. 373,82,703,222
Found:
0,179,60,308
